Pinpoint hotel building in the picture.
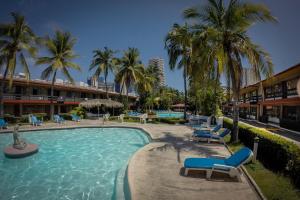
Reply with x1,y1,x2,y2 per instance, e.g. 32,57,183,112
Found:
148,58,165,87
1,76,137,117
222,63,300,131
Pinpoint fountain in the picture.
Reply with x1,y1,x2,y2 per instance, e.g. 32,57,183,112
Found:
3,125,39,158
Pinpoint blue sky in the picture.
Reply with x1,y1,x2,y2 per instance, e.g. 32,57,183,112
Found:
1,0,300,91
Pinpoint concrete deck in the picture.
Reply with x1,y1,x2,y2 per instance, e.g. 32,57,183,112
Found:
0,120,259,200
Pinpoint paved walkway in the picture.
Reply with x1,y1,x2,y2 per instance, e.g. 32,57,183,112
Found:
0,120,259,200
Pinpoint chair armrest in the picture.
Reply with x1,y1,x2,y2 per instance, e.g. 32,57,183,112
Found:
212,164,235,171
209,155,227,159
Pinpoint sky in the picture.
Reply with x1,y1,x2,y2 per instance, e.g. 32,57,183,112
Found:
0,0,300,91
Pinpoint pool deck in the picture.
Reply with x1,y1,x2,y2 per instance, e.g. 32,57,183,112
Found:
0,120,260,200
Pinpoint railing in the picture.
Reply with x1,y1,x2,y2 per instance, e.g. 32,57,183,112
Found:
287,88,298,96
3,94,87,103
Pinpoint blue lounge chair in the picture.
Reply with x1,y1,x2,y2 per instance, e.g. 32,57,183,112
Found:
193,128,231,144
193,124,222,136
31,115,42,126
0,118,8,129
71,114,81,122
54,115,65,124
184,147,253,181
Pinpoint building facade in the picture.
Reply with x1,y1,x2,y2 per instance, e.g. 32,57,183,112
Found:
1,77,137,117
222,63,300,131
148,57,165,87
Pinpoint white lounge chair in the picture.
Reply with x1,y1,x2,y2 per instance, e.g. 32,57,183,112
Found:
118,114,124,123
184,147,253,181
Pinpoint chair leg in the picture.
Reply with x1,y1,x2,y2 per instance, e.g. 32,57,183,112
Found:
184,168,188,176
206,169,212,179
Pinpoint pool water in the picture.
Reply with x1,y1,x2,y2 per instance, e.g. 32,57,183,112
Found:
0,128,149,200
156,112,184,118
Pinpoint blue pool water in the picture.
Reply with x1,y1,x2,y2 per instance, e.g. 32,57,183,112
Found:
156,112,184,118
0,128,150,200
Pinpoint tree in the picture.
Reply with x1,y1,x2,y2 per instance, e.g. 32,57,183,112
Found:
184,0,276,142
165,23,193,120
90,47,117,99
0,12,37,117
36,31,80,120
115,48,144,109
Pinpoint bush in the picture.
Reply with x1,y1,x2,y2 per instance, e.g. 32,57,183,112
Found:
59,113,72,120
155,118,186,124
224,117,300,188
69,107,86,119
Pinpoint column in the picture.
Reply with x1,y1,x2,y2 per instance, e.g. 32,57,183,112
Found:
19,104,23,116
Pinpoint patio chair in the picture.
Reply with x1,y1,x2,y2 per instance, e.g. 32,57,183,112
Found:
193,124,222,136
118,114,124,123
71,114,81,122
193,128,231,144
184,147,253,181
54,115,65,124
31,115,42,126
0,118,8,129
104,113,110,121
139,114,147,124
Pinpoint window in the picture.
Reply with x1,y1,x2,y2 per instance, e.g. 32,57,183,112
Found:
283,106,300,121
32,88,39,95
287,78,298,96
264,106,280,118
66,91,73,98
265,87,273,98
274,84,282,97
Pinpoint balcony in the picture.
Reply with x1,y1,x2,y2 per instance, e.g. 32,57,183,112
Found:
3,94,86,104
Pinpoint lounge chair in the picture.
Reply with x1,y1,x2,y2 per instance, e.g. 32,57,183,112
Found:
193,128,231,144
31,115,42,126
184,147,253,181
0,118,8,129
71,114,81,122
193,124,222,136
103,113,110,123
139,114,147,124
54,115,65,124
118,114,124,123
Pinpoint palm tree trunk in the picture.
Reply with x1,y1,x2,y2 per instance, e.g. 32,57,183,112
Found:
105,74,109,99
232,89,240,142
183,65,188,120
50,71,57,121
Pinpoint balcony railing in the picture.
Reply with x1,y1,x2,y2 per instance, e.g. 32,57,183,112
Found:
3,94,87,103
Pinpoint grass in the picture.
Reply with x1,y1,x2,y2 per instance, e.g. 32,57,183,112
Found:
225,136,300,200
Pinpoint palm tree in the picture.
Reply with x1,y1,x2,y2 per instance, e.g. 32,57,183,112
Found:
165,23,193,120
184,0,276,142
115,48,144,108
0,12,37,117
36,31,80,120
90,47,117,99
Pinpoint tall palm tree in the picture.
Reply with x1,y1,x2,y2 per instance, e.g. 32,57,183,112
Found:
36,31,80,120
90,47,117,99
165,23,193,120
115,48,144,108
184,0,276,142
0,12,37,117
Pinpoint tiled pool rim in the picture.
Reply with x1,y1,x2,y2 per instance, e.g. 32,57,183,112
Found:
1,126,153,200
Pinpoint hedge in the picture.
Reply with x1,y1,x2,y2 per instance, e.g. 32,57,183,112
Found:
224,117,300,188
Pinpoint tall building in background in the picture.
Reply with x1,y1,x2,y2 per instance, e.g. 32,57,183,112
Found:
242,68,259,87
148,57,165,87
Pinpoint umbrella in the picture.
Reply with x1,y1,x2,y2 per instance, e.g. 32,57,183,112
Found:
79,99,123,117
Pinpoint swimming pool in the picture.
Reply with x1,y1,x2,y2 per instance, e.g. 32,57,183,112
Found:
156,112,184,118
0,128,150,200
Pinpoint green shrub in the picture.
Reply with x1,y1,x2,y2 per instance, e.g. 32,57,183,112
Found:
59,113,72,120
69,107,86,119
224,117,300,188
